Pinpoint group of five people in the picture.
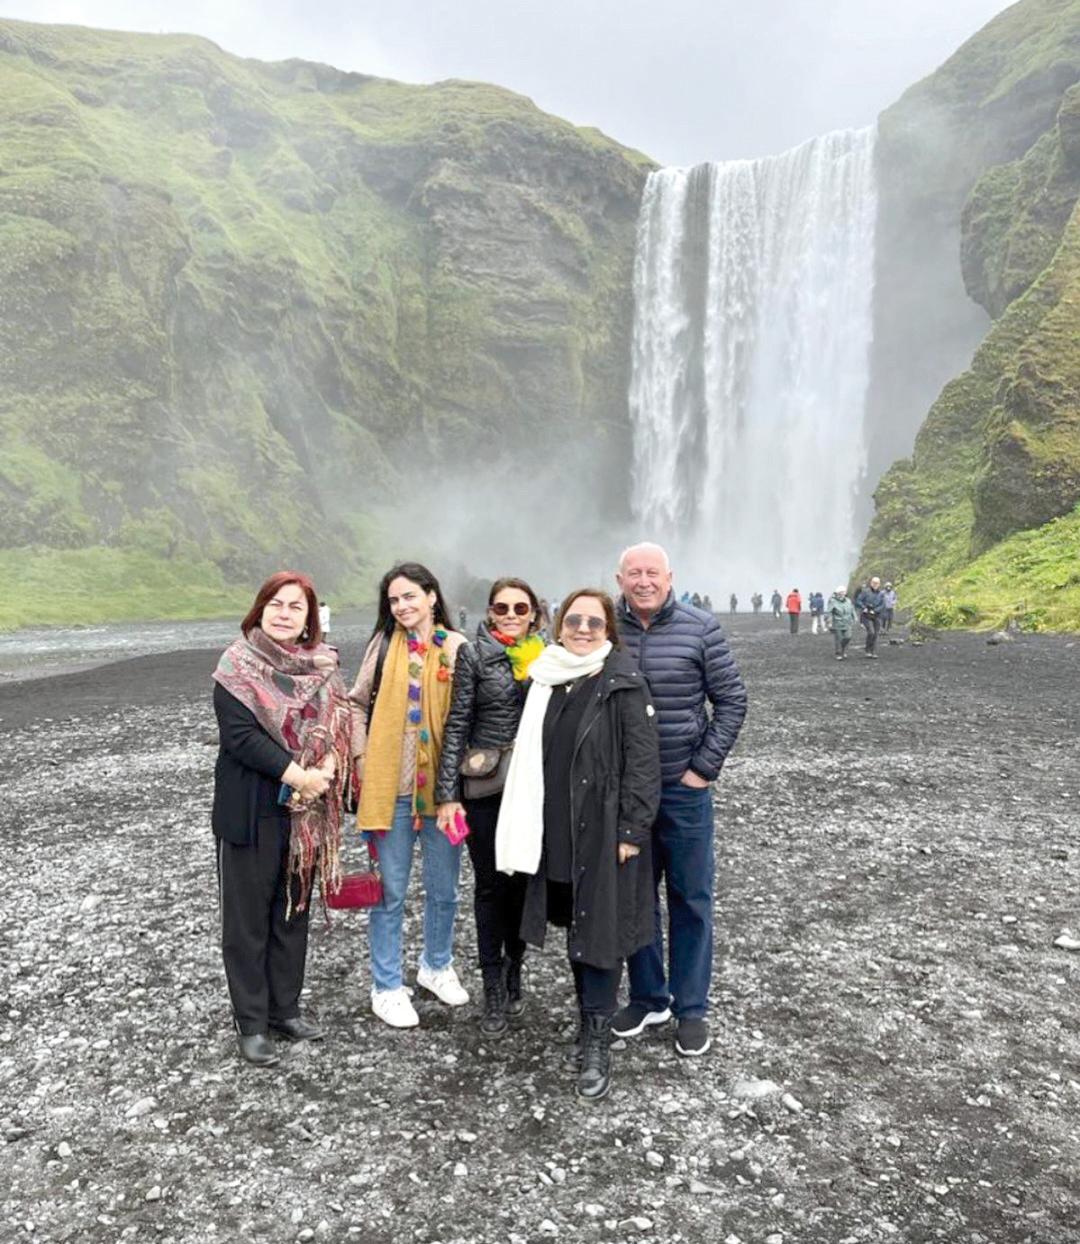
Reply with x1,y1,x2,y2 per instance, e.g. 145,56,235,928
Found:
210,543,747,1100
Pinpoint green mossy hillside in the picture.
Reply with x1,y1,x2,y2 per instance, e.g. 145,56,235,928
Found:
860,0,1080,631
0,19,653,627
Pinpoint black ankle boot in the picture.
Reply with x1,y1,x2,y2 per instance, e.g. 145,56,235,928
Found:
505,959,525,1018
480,967,508,1038
576,1014,612,1101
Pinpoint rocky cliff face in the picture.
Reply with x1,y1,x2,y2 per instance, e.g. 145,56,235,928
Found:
0,19,651,624
859,0,1080,629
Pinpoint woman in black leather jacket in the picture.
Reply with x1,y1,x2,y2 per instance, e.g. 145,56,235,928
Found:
436,577,546,1036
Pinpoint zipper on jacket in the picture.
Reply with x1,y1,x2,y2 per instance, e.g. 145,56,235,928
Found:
566,681,606,956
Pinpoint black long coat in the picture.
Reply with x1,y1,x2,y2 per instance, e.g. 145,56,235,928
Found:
520,648,662,969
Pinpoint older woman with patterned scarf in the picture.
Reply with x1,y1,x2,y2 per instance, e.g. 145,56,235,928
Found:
212,571,353,1067
349,562,468,1029
436,577,546,1038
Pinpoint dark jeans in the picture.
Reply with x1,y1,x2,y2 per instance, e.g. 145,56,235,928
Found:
789,612,800,634
882,608,894,632
218,816,309,1035
627,782,715,1020
863,613,880,654
464,793,527,977
833,629,851,657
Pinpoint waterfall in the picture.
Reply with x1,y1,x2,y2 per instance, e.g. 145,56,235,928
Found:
628,127,877,596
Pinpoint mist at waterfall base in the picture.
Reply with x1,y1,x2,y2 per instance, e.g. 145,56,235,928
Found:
629,128,878,602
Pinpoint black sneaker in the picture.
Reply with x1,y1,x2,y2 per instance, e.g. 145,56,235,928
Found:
674,1017,711,1057
611,1002,672,1038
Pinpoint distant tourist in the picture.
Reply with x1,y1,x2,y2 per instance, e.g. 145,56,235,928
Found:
496,587,659,1099
680,591,691,604
882,582,898,632
809,591,825,634
318,599,331,637
211,571,351,1067
702,594,713,612
691,591,703,608
349,563,469,1028
612,543,747,1059
785,588,802,634
751,592,763,614
770,589,782,619
825,586,856,659
854,577,886,659
436,577,546,1038
729,593,738,615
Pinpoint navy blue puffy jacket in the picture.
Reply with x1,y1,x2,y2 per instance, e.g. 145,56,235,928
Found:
616,593,747,784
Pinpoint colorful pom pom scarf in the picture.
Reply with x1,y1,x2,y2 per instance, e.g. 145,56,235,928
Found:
358,626,455,833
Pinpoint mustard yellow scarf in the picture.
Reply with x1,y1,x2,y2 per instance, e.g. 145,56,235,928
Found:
357,627,454,832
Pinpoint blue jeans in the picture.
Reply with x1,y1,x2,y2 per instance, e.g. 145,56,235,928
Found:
626,782,715,1019
366,797,462,991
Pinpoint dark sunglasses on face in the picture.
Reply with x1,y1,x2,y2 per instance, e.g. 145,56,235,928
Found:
491,601,532,617
563,613,606,634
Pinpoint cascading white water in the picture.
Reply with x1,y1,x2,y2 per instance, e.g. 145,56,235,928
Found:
628,127,877,597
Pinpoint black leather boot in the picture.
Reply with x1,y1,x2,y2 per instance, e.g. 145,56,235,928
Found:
576,1014,612,1101
480,965,509,1038
505,958,526,1018
237,1032,280,1067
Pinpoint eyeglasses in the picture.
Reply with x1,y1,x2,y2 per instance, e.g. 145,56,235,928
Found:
491,601,532,617
563,613,607,634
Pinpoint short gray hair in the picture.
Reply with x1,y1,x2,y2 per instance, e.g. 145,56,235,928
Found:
617,542,671,573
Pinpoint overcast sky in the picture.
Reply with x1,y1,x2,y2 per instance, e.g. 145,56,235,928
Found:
7,0,1016,165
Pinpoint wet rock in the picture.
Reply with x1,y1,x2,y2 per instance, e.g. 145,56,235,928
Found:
732,1078,781,1099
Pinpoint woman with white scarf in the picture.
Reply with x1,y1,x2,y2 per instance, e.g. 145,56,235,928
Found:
496,588,661,1101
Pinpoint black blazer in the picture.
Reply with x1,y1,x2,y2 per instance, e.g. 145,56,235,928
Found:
211,683,293,845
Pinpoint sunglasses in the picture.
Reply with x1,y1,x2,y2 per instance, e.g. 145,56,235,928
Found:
491,601,532,617
563,613,607,634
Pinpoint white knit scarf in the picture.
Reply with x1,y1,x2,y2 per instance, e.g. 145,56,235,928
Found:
495,640,612,876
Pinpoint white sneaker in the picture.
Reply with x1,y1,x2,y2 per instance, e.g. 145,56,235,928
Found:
371,986,419,1028
416,963,470,1007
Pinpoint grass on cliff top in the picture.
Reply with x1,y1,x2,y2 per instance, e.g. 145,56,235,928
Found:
899,502,1080,632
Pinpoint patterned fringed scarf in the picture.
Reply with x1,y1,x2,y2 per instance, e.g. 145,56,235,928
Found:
213,627,353,916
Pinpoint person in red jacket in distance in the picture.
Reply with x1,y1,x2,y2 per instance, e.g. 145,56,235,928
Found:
785,589,802,634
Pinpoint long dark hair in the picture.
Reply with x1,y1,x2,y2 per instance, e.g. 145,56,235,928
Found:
487,576,541,634
371,562,453,641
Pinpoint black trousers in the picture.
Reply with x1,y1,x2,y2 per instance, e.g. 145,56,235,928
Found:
882,608,894,632
863,613,880,654
465,794,527,977
217,817,310,1036
789,612,800,634
547,881,622,1017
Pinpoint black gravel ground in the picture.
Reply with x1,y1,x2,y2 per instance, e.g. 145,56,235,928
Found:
2,616,1079,1244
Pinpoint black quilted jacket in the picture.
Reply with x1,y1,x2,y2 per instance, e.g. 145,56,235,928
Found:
616,592,747,784
435,623,529,803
